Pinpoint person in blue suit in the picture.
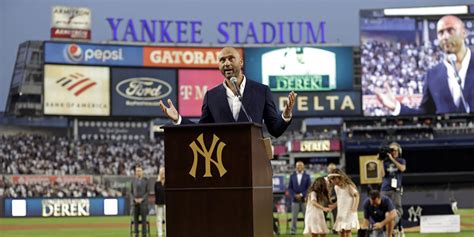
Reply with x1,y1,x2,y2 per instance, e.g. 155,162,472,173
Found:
377,15,474,115
288,161,311,235
159,46,297,138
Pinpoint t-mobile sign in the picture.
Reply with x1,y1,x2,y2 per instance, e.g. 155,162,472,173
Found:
178,70,223,117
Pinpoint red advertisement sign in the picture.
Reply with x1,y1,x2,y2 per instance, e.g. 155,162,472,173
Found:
178,70,224,117
51,28,91,40
143,47,243,68
10,175,93,184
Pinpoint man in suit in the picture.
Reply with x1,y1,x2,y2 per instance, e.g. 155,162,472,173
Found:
288,161,311,235
376,15,474,115
159,46,297,138
131,166,149,237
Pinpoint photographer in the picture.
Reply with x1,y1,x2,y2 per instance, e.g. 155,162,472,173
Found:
379,142,406,234
361,189,398,237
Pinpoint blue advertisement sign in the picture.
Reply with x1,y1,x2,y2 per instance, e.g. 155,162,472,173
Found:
272,91,362,117
272,175,286,193
244,47,354,91
111,68,177,117
4,197,126,217
44,42,143,66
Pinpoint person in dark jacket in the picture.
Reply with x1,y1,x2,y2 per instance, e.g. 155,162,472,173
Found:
288,161,311,234
154,167,166,236
131,166,149,237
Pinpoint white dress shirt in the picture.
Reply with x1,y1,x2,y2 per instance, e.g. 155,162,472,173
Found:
223,76,246,121
296,171,303,186
443,48,471,108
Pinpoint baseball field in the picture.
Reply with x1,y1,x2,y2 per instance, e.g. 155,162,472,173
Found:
1,209,473,237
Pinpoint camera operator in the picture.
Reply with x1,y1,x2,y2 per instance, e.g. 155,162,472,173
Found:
379,142,406,235
361,189,398,237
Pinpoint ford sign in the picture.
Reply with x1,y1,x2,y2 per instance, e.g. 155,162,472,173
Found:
116,77,172,101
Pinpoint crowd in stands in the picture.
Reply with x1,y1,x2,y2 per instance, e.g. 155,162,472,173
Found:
361,41,444,116
1,180,123,198
344,116,474,141
272,128,340,146
1,134,164,176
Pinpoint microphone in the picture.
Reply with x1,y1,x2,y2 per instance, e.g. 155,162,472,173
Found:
229,77,253,122
446,54,470,113
447,54,462,86
230,77,242,97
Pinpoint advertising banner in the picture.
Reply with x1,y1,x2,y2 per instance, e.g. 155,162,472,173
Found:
44,64,110,116
272,176,286,193
244,47,354,90
272,91,361,117
111,68,177,117
44,42,143,66
51,6,91,30
143,47,242,68
9,175,93,184
4,197,126,217
178,69,223,117
77,120,150,141
291,139,341,152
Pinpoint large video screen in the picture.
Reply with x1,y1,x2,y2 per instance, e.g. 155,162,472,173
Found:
361,6,474,116
245,47,361,117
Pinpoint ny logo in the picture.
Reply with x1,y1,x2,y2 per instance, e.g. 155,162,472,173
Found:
408,205,423,222
188,133,227,178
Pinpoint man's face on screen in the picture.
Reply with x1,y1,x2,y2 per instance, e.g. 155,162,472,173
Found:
437,16,466,54
218,47,243,79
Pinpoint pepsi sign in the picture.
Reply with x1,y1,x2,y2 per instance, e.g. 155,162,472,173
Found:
45,42,143,66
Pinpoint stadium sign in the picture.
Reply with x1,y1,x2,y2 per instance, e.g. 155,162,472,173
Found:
42,199,90,217
107,18,326,45
290,139,341,152
143,47,242,68
51,6,91,40
111,68,177,117
272,91,362,117
300,140,330,152
43,64,110,116
44,42,143,66
116,77,172,101
178,70,223,117
4,198,126,217
269,75,331,91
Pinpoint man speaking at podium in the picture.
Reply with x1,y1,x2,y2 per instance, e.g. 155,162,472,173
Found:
159,46,297,138
376,15,474,115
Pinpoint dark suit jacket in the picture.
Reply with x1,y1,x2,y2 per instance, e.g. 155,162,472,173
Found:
182,79,291,138
288,171,311,202
401,51,474,115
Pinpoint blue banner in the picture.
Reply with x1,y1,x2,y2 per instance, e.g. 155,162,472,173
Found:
44,42,143,66
272,91,362,117
111,68,177,117
4,197,126,217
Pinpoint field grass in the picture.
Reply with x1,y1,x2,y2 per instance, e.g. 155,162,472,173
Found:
0,209,473,237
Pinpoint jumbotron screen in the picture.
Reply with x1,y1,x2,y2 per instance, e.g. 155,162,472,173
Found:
360,6,474,116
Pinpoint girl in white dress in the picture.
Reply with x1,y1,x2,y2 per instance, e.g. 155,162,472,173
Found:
328,169,360,237
304,177,330,237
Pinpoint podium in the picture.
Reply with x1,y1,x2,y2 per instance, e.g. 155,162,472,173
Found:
163,123,273,237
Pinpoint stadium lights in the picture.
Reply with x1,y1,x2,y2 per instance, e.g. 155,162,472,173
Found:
384,5,468,16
